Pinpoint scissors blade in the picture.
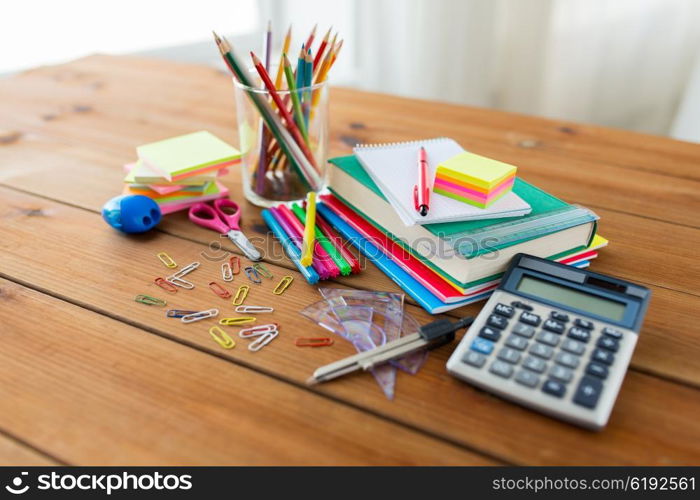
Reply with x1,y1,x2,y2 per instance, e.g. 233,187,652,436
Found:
226,230,262,261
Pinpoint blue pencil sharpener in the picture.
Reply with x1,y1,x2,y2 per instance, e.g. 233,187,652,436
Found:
102,195,162,234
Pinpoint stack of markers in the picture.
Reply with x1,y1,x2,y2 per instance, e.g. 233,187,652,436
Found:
213,24,343,198
123,131,241,214
262,192,361,284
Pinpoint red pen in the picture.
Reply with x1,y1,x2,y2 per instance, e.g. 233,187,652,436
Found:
413,146,431,216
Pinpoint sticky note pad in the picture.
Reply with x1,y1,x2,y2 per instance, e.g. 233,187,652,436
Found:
137,131,241,181
434,152,517,208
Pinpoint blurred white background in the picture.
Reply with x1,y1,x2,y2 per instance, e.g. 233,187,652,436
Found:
2,0,699,142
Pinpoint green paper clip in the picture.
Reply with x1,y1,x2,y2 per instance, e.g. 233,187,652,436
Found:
253,262,273,279
135,294,167,306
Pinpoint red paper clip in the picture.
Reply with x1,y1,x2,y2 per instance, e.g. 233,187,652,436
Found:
208,281,232,299
154,277,178,293
230,256,241,275
295,337,334,347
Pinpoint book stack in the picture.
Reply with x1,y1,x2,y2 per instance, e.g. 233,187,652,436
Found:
122,131,241,214
317,138,608,314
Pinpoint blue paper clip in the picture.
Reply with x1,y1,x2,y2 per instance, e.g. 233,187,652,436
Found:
244,266,262,284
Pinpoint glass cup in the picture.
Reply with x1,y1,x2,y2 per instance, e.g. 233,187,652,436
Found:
233,68,329,207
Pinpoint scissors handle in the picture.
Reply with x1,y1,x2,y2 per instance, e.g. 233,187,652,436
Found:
188,203,230,234
214,198,242,231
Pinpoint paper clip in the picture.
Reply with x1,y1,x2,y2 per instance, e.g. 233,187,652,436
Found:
167,276,194,290
154,277,178,293
235,305,274,314
295,337,334,347
273,275,293,295
166,309,197,318
157,252,177,269
253,262,273,279
181,309,219,323
219,316,257,326
171,261,200,278
230,256,241,275
135,294,167,306
249,331,278,352
221,262,234,282
209,281,232,299
244,266,262,284
209,326,236,349
232,285,249,305
239,323,278,338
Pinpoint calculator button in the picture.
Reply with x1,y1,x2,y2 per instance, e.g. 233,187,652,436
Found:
536,331,560,347
505,334,529,351
510,301,533,311
471,338,495,355
573,376,603,409
529,343,554,360
523,355,547,373
497,347,522,364
549,364,574,383
487,315,509,330
596,336,619,352
542,319,565,334
462,350,487,368
591,348,615,366
519,311,541,326
550,311,569,322
585,362,609,379
479,326,501,342
489,360,514,379
515,370,540,388
567,327,591,343
561,338,586,355
542,379,566,398
512,323,535,338
574,318,594,330
602,327,623,339
555,351,580,369
493,303,515,318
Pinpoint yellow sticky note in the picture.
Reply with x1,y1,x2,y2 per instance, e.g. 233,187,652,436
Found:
436,152,517,190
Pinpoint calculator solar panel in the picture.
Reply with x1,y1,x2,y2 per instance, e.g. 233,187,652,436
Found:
447,254,650,430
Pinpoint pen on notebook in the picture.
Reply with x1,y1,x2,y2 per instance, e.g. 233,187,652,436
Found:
414,146,431,216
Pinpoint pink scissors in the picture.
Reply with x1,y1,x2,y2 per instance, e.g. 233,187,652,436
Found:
188,198,262,261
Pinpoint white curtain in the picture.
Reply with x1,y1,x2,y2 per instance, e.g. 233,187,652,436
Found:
268,0,700,139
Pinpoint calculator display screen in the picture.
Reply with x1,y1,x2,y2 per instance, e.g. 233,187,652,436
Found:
517,276,626,321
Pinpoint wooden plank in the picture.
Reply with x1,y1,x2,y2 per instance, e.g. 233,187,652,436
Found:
0,435,57,465
0,278,490,465
1,55,699,228
0,187,699,465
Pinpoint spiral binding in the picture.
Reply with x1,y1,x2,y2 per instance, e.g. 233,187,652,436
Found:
353,137,450,151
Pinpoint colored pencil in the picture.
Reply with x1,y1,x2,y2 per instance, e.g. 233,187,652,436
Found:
283,54,309,143
299,191,317,267
303,48,313,126
274,25,292,90
313,33,337,81
255,20,273,194
214,32,318,189
313,27,332,70
304,24,317,51
251,51,312,159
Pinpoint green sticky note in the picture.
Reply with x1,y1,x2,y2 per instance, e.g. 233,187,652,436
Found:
137,131,241,180
436,151,517,190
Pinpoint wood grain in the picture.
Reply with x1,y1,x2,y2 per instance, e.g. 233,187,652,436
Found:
0,186,698,465
0,55,699,465
0,435,57,466
0,278,491,465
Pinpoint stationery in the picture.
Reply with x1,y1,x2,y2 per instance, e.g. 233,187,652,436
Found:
262,209,320,284
300,191,317,266
414,146,431,216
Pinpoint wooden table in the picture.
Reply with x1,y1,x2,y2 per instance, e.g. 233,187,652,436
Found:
1,55,699,466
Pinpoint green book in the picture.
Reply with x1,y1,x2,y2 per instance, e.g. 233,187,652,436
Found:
328,155,598,288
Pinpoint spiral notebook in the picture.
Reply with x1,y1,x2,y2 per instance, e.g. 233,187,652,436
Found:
353,138,531,226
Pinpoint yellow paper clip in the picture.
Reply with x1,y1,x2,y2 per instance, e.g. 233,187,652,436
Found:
135,294,167,306
209,326,236,349
219,316,257,326
253,262,273,279
157,252,177,269
273,276,293,295
232,285,249,305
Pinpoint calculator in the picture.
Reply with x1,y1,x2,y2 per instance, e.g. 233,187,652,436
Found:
446,254,651,430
